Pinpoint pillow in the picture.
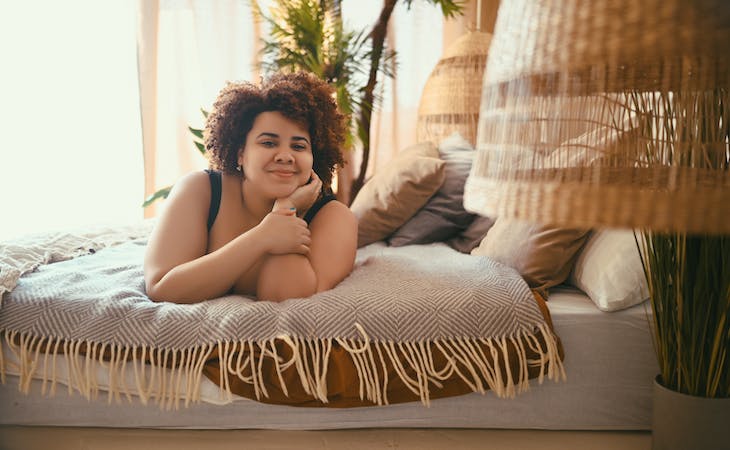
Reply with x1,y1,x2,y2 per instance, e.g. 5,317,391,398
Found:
569,228,649,311
471,219,589,297
446,215,496,254
350,142,446,247
544,112,640,168
388,132,476,247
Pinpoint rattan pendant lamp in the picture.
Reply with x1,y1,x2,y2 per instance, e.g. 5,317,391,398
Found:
463,1,729,448
464,0,729,234
416,1,492,146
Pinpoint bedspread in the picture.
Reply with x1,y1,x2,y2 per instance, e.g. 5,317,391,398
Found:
0,225,564,408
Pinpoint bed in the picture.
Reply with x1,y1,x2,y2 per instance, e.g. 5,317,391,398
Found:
0,102,661,439
0,207,656,430
0,286,655,430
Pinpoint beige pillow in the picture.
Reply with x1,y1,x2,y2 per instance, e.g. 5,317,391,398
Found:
350,142,446,247
569,228,649,311
471,219,589,296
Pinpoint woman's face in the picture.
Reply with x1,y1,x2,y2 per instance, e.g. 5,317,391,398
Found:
238,111,313,199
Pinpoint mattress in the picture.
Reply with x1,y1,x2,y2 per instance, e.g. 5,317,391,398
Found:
0,286,657,430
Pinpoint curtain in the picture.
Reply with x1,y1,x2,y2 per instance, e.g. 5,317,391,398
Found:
137,1,445,213
0,0,143,240
137,0,262,217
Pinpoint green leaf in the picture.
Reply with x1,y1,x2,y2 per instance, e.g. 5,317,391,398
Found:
404,0,465,18
142,186,172,208
200,108,208,118
194,141,207,156
188,126,204,139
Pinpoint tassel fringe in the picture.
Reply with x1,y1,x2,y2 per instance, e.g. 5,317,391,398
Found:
0,323,564,409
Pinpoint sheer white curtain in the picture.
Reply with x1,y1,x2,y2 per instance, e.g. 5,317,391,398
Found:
0,0,143,241
138,1,444,214
138,0,262,217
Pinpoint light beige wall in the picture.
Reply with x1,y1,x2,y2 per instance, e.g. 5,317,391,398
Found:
442,0,499,53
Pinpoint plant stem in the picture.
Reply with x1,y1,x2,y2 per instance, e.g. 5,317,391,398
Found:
351,0,398,204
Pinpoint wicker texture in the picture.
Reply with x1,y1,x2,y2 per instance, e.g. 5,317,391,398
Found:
416,31,492,146
464,0,730,234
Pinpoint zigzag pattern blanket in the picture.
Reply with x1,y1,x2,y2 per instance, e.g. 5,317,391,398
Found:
0,223,564,408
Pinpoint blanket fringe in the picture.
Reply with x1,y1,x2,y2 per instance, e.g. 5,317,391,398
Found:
1,323,564,409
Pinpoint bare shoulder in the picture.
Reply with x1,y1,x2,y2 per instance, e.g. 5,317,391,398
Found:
148,170,212,240
144,170,212,288
309,200,357,233
168,170,211,201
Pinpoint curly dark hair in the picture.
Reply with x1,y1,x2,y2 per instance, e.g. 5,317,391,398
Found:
204,71,348,190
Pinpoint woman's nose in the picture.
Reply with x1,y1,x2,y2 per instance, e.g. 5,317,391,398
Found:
274,151,294,163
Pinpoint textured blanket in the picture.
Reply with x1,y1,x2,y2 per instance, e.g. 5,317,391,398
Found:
0,224,564,408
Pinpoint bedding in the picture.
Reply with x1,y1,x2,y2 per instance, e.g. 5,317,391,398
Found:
0,286,656,430
350,141,446,247
568,228,649,311
471,219,590,297
388,132,477,247
0,224,564,409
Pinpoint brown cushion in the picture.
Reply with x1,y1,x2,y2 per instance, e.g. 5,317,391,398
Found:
472,219,589,297
388,133,477,247
350,142,446,247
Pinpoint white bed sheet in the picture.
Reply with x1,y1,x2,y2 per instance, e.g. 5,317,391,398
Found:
0,286,657,430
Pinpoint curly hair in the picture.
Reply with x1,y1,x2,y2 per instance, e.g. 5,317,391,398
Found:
204,71,348,190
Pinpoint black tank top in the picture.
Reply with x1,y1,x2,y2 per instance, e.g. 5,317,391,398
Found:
203,169,336,231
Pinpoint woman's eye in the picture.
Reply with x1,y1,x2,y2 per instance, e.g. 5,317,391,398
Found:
293,145,307,151
261,141,276,148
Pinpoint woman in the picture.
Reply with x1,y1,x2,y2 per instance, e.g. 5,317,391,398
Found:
144,72,357,304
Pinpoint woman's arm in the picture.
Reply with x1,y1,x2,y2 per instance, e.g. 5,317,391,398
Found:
256,201,357,302
144,172,311,303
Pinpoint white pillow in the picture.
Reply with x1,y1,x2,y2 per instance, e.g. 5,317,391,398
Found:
569,228,649,312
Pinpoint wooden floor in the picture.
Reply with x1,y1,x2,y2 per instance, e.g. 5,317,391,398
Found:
0,427,651,450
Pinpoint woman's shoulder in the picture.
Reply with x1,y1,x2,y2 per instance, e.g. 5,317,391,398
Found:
164,170,214,208
174,170,211,189
310,199,356,228
172,169,236,195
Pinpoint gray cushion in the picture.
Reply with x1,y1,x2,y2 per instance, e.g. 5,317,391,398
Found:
446,215,496,253
389,133,476,247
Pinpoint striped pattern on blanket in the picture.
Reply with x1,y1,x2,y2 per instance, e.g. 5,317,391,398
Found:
0,225,564,408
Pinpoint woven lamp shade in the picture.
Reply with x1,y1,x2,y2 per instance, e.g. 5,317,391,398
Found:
416,31,492,146
463,0,730,234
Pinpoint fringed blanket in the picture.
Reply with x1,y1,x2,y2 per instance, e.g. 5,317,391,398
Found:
0,223,564,408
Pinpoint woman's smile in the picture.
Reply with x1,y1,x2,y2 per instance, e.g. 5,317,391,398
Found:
270,169,296,178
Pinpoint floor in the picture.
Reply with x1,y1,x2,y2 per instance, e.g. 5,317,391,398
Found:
0,427,651,450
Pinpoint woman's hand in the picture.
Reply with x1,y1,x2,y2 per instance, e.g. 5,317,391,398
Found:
255,208,311,255
274,171,322,215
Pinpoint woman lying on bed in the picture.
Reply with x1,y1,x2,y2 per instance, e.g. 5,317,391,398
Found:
144,72,357,304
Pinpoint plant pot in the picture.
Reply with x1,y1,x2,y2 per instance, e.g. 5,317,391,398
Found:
652,376,730,450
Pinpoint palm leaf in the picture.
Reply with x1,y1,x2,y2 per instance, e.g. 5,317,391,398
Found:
142,186,172,207
188,126,204,140
194,141,206,156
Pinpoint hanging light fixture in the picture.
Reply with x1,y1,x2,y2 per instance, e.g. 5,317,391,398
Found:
416,0,492,146
464,0,729,234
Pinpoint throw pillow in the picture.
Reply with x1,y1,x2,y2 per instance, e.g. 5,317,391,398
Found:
350,142,446,247
471,219,590,297
389,132,476,247
569,228,649,311
446,215,496,254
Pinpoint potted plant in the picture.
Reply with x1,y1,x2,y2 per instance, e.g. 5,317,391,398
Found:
633,89,730,450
